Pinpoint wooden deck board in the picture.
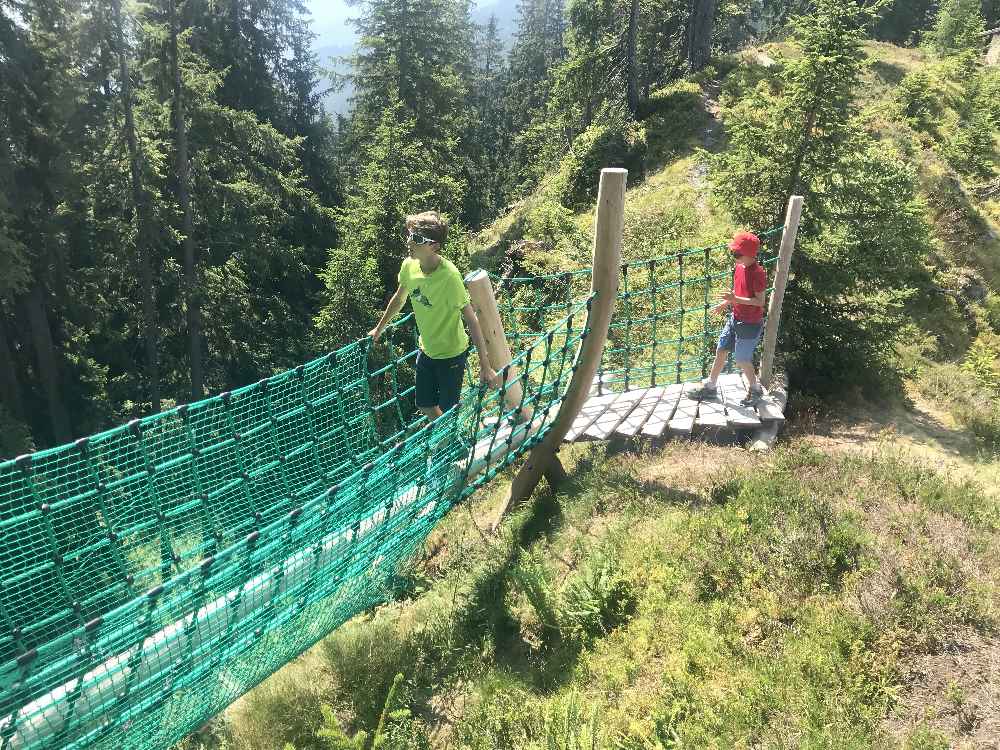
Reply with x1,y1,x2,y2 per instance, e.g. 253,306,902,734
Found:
585,389,646,440
693,386,728,428
666,383,699,435
736,373,785,422
641,384,685,437
718,373,761,428
565,391,622,442
615,387,666,437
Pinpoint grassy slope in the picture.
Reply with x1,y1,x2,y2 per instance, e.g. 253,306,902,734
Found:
178,43,1000,750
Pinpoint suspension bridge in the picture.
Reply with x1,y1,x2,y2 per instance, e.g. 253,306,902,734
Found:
0,170,801,750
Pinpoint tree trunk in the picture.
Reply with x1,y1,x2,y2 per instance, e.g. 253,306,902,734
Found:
0,308,24,421
626,0,640,115
687,0,718,71
169,0,203,400
21,285,71,443
114,0,161,413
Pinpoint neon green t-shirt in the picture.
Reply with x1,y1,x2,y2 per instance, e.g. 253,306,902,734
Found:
398,257,471,359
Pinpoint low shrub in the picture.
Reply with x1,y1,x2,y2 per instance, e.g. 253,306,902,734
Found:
552,111,646,210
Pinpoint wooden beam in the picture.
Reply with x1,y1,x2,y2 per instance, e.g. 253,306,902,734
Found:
466,269,530,420
759,196,803,387
665,383,698,436
497,168,627,527
615,386,666,437
749,373,788,451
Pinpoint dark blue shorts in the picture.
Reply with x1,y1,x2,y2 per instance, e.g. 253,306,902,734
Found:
415,349,468,412
717,316,764,363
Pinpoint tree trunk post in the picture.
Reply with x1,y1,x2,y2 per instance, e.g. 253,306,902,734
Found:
759,195,803,388
115,0,161,413
0,309,24,421
465,269,525,414
496,168,627,526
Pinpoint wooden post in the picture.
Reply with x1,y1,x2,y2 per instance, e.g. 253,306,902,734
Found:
493,168,627,528
759,195,803,388
465,270,525,414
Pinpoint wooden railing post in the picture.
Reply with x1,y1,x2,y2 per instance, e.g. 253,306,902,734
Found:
495,168,627,527
759,195,803,388
465,270,527,418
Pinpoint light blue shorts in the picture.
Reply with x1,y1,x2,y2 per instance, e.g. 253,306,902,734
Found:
717,316,764,363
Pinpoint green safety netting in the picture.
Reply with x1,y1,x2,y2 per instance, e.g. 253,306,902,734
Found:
493,226,784,392
0,292,592,750
0,224,786,750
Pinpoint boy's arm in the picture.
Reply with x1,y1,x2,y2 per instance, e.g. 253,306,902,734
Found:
723,290,765,307
462,304,501,387
369,285,409,342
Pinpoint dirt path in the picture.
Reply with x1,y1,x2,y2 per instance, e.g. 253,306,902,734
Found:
787,383,1000,497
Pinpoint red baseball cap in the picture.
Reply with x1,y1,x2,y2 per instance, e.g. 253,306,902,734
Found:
729,231,760,258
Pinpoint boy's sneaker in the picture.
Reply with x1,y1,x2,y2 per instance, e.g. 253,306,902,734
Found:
690,380,718,400
740,386,764,407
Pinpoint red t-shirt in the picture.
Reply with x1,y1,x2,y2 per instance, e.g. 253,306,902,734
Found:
732,262,767,323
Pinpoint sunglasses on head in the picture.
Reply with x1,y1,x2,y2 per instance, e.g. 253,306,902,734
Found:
406,230,436,245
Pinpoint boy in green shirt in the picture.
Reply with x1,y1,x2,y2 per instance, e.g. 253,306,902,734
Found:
369,211,499,422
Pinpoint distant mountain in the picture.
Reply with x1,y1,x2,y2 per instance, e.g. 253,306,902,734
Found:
471,0,519,40
314,42,354,118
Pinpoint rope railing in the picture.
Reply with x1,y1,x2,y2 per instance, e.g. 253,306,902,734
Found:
493,227,784,392
0,293,591,750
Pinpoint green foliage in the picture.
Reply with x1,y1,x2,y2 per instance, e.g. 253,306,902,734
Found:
560,546,637,646
316,705,367,750
553,112,647,209
694,472,869,601
0,406,33,458
929,0,986,57
510,541,637,651
961,330,1000,391
916,360,1000,453
874,0,938,45
895,70,943,130
904,725,952,750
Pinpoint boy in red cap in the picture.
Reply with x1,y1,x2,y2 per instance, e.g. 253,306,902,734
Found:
691,231,767,405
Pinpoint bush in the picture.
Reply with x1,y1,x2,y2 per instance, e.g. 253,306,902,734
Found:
916,361,1000,453
961,331,1000,392
509,542,637,652
896,70,942,131
929,0,986,57
553,111,646,210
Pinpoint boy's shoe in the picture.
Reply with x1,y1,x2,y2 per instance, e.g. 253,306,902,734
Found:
740,387,764,407
690,380,718,400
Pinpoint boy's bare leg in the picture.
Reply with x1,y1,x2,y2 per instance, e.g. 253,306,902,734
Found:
737,361,761,391
707,349,728,384
419,406,444,422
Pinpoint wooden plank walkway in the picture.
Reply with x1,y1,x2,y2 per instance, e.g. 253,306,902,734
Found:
642,384,684,437
563,372,786,446
718,373,762,428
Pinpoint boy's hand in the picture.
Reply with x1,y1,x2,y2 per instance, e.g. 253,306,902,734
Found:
368,326,383,343
722,292,736,304
710,301,729,315
480,365,501,389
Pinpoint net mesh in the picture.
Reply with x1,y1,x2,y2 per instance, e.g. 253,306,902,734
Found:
494,227,784,391
0,225,783,750
0,295,590,750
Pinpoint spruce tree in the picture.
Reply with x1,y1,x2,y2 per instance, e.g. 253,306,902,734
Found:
710,0,931,392
930,0,987,56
